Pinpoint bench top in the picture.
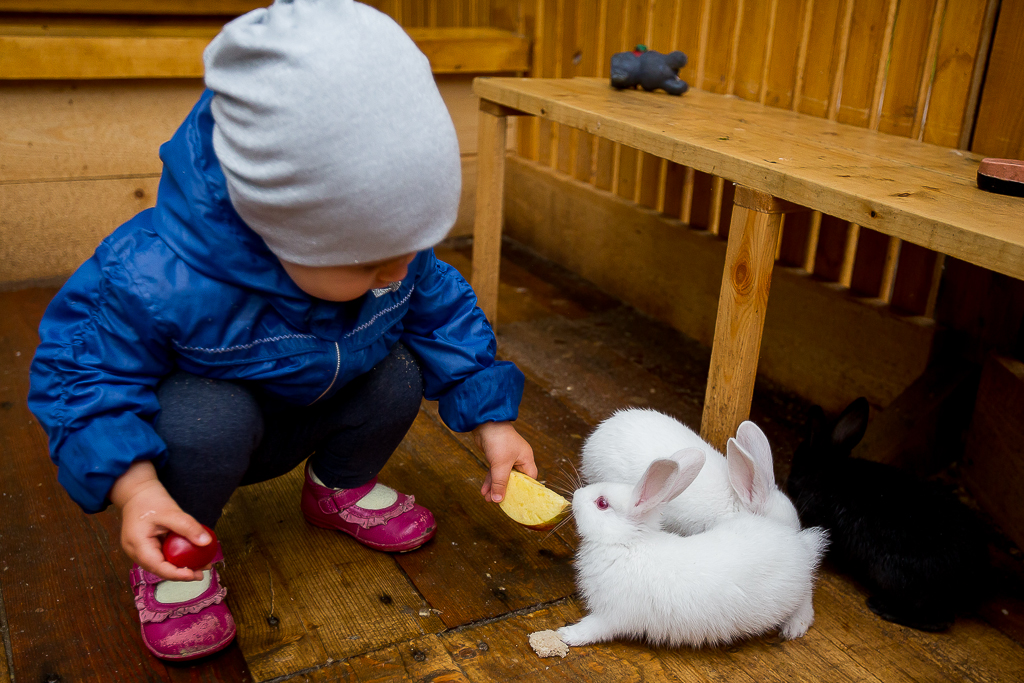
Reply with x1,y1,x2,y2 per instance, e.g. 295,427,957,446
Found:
474,77,1024,281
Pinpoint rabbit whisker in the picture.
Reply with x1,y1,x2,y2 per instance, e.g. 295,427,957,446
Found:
564,458,584,487
541,511,576,543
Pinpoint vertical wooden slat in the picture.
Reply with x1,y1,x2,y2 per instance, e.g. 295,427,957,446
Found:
702,0,740,94
924,254,946,319
535,0,559,165
680,166,695,224
878,235,902,304
777,210,812,267
573,0,601,184
831,0,895,302
796,0,845,117
874,0,932,136
955,0,1000,150
724,0,746,95
662,160,686,219
812,214,849,282
616,146,639,201
718,179,737,240
671,0,704,227
923,0,992,148
892,0,945,317
694,0,713,89
910,0,947,140
471,107,509,327
675,0,713,221
761,0,811,109
653,158,669,212
768,0,816,265
849,227,891,297
488,0,525,32
636,0,678,210
675,0,708,89
555,0,580,177
708,175,725,236
970,0,1024,158
688,170,715,231
757,0,781,104
614,0,647,201
803,211,821,273
791,0,815,110
826,0,855,121
866,0,899,131
836,222,859,287
731,0,772,102
891,242,940,315
550,0,566,170
594,0,625,191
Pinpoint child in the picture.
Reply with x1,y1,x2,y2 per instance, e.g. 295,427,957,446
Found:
27,0,535,662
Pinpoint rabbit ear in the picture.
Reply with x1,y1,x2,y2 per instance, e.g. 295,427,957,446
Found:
831,397,869,452
630,451,705,517
664,447,706,501
727,424,775,515
734,422,775,486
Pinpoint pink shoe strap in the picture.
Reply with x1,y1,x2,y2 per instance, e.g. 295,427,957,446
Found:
131,563,228,624
316,477,380,514
310,474,419,529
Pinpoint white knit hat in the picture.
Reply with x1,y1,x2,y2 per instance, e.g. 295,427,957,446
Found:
203,0,462,266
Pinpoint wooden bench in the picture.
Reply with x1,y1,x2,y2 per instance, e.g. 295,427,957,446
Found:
471,76,1024,453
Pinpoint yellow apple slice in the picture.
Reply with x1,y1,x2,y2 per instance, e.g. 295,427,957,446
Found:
499,470,570,530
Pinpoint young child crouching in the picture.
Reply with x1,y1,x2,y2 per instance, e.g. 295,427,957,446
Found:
28,0,535,662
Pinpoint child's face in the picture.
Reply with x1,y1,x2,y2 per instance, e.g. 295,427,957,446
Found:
280,252,417,302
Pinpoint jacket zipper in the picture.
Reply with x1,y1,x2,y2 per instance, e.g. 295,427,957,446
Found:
308,342,341,405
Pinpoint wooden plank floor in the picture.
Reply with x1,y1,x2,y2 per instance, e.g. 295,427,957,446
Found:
3,238,1024,682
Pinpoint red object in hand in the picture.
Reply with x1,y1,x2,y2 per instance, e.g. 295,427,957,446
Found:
162,525,218,569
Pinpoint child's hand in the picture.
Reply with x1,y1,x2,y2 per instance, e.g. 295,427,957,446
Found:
110,461,214,582
473,421,536,503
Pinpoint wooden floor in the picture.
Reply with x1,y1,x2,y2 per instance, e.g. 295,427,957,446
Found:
3,238,1024,682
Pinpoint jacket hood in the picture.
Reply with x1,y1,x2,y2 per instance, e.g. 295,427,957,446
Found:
151,90,310,303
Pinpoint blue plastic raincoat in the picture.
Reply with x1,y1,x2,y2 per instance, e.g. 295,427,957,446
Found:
28,91,524,513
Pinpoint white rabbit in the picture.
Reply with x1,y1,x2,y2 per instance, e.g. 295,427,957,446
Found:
580,408,801,533
558,449,829,648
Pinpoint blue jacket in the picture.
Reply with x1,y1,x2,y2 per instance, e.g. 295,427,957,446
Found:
28,90,524,514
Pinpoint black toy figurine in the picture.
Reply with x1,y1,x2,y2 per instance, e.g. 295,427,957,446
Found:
610,44,688,96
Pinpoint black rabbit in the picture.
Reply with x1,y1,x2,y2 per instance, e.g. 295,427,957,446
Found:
786,397,990,632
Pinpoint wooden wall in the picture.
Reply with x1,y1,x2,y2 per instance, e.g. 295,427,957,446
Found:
0,1,528,289
2,0,1022,409
498,0,1024,410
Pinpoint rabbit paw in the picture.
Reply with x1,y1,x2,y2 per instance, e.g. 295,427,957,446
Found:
557,615,616,646
779,597,815,640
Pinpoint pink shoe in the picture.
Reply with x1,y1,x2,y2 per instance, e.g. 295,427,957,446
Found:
300,461,436,552
130,552,236,661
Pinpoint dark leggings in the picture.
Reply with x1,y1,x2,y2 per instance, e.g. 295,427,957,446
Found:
153,343,423,528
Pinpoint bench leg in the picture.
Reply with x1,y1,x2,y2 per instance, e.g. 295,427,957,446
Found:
700,186,802,452
472,105,509,328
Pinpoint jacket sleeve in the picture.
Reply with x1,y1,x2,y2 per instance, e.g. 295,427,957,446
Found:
399,251,524,432
27,243,174,513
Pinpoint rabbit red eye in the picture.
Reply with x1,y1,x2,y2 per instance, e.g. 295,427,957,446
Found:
596,496,609,510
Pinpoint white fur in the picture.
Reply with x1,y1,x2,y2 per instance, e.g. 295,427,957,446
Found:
559,453,829,648
580,408,801,533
